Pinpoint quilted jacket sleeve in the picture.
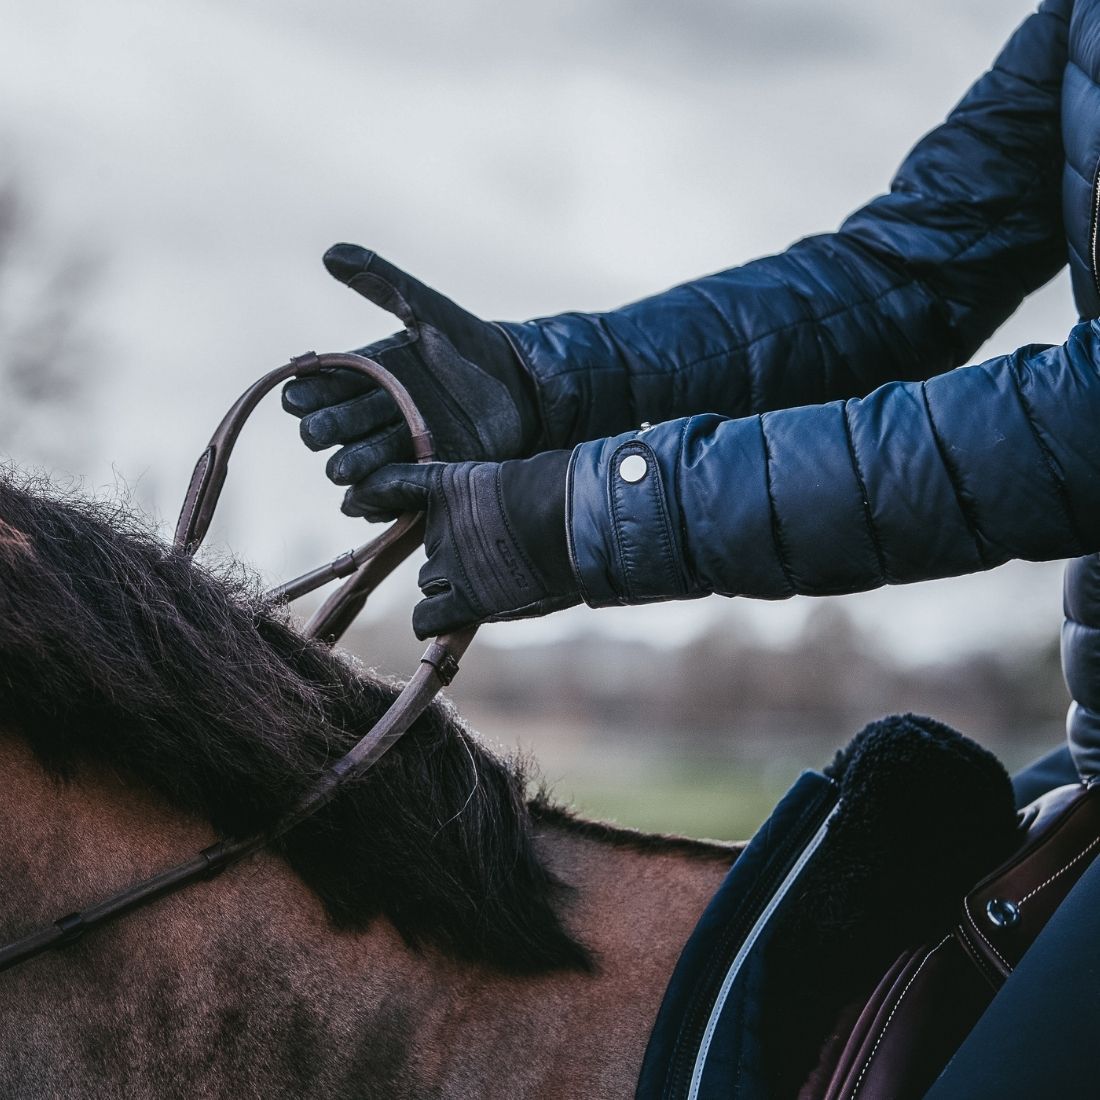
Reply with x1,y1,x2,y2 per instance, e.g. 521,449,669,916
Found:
566,322,1100,607
1063,554,1100,780
498,0,1069,449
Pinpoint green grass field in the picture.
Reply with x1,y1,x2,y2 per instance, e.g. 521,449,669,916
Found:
543,762,802,841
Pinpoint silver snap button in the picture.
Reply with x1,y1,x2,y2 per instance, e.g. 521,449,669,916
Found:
619,454,648,484
985,898,1020,929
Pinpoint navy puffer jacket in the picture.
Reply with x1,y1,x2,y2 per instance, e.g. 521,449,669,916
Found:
497,0,1100,777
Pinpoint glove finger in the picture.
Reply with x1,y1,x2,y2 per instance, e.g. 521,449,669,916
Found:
342,462,438,518
299,388,402,451
411,586,483,641
283,369,372,417
323,243,472,336
281,334,409,417
325,422,412,486
417,557,451,598
341,488,399,526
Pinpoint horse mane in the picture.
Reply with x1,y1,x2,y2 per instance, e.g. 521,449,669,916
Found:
0,473,595,973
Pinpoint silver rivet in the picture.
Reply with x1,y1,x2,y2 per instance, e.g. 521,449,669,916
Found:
639,421,653,433
619,454,648,483
985,898,1020,929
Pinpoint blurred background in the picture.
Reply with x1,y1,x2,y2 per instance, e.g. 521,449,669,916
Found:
0,0,1075,839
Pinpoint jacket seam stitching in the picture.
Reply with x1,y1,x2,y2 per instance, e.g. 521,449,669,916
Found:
683,282,767,410
919,382,990,569
493,321,558,449
783,251,843,397
1065,56,1099,90
1067,233,1093,271
1035,2,1069,29
946,114,1057,179
993,61,1063,97
1005,358,1088,555
524,125,1056,408
646,446,685,598
527,277,908,385
674,418,699,592
758,415,796,593
830,242,939,377
608,447,636,604
597,313,663,428
840,401,890,584
564,448,596,607
1065,157,1094,190
857,156,1056,345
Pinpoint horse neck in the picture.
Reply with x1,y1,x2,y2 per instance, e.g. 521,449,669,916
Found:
501,820,736,1098
0,732,734,1099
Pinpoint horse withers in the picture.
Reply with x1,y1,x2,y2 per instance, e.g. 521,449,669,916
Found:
0,474,736,1098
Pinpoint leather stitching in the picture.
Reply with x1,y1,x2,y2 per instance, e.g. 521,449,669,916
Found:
849,936,952,1100
962,895,1013,973
955,920,1008,989
1019,833,1100,906
176,447,213,550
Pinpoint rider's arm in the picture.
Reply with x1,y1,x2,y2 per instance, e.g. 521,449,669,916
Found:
499,0,1069,448
565,321,1100,607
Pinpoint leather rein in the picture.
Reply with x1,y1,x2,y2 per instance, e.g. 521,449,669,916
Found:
0,351,474,974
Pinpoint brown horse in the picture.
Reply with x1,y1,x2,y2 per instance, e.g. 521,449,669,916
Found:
0,476,735,1099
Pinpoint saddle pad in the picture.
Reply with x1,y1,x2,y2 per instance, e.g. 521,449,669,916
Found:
637,714,1022,1100
636,770,839,1100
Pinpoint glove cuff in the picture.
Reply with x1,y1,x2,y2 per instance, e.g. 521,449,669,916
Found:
498,449,575,595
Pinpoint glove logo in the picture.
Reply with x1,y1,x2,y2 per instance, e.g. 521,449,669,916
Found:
496,537,531,591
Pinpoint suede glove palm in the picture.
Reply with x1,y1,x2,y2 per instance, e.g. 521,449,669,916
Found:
282,244,542,486
347,450,579,638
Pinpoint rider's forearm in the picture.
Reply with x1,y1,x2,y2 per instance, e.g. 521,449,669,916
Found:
500,0,1068,450
564,320,1100,607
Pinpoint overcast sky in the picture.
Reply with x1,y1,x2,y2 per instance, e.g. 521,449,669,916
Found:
0,0,1076,663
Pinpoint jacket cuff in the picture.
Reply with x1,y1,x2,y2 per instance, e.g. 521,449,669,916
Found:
496,317,633,449
566,426,694,607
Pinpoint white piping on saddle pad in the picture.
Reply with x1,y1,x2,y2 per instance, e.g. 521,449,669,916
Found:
687,801,841,1100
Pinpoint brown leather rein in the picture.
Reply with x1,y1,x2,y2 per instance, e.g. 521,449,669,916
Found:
0,351,475,974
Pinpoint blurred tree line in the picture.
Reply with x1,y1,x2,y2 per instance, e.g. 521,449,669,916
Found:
0,177,98,473
344,600,1067,776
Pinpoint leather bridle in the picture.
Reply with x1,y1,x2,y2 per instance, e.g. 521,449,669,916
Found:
0,351,474,974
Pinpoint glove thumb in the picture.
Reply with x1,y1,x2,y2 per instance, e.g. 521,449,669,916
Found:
342,461,438,520
323,243,468,338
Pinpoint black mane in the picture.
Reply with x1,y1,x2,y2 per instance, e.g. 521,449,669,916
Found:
0,474,590,972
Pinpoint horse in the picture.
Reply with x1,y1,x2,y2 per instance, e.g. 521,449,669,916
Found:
0,473,738,1099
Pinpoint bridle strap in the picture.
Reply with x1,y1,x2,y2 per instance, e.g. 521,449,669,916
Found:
0,625,475,973
174,350,433,644
0,351,476,974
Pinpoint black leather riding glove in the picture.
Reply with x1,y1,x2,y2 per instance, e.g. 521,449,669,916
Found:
345,449,579,638
282,244,542,485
